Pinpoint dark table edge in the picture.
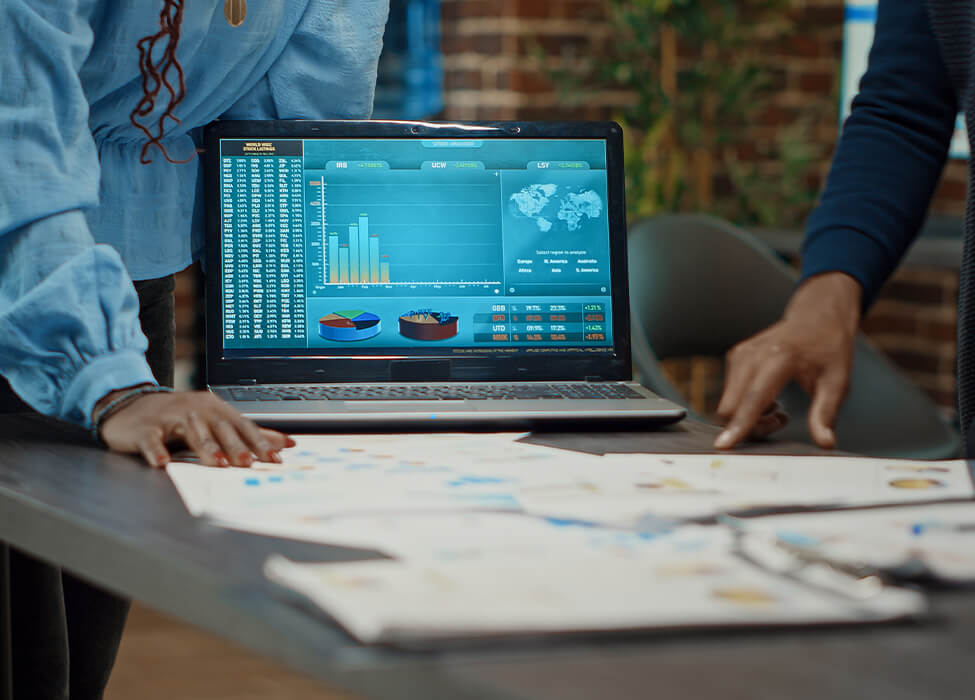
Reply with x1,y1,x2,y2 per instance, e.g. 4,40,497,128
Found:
0,464,528,700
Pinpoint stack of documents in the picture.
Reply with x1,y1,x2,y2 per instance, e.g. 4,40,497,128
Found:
164,433,975,644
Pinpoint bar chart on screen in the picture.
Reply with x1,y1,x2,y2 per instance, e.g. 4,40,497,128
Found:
304,167,504,297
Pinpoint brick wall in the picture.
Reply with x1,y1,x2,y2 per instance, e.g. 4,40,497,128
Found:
440,0,615,121
174,0,967,420
438,0,965,215
439,0,966,417
863,266,959,411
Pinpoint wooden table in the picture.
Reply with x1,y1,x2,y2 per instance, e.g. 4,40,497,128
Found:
2,413,975,700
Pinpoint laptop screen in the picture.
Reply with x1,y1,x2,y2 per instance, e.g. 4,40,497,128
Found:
216,135,615,361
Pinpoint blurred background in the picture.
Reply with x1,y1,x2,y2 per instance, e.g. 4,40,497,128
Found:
145,2,965,693
174,0,964,426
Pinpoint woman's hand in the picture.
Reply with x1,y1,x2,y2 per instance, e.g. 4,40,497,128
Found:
714,272,862,450
97,390,295,468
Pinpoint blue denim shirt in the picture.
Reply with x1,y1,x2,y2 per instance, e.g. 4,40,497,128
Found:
0,0,389,427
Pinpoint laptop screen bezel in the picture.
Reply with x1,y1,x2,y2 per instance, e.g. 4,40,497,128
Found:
204,120,633,385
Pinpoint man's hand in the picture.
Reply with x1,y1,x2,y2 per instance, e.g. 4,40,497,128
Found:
714,272,863,450
97,390,295,468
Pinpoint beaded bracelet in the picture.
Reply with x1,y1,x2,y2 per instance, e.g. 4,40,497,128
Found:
90,384,175,445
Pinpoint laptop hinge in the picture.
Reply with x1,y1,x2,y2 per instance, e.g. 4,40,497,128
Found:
238,378,257,385
584,376,604,383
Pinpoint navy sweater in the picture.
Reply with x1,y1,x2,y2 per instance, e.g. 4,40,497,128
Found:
800,0,958,308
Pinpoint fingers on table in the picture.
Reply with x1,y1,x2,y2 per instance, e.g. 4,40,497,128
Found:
749,404,790,440
211,418,255,467
206,396,292,464
172,397,290,466
261,428,297,449
715,353,794,449
807,365,850,449
716,343,759,420
192,401,281,466
184,410,230,467
182,396,283,466
231,412,282,463
110,393,293,468
137,426,171,469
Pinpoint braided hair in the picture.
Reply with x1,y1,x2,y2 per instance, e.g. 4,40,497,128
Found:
129,0,191,164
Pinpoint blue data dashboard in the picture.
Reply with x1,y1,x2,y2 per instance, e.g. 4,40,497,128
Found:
219,137,615,356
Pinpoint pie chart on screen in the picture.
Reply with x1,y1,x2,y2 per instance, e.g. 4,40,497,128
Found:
318,310,382,341
398,310,459,341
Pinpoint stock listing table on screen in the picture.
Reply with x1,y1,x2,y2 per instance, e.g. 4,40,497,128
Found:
219,137,615,356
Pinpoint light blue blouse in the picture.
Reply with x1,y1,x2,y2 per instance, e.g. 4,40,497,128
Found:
0,0,389,426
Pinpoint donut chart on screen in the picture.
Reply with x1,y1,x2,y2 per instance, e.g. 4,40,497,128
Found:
398,310,459,341
318,310,382,341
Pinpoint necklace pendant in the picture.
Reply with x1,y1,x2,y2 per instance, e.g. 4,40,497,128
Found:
225,0,247,27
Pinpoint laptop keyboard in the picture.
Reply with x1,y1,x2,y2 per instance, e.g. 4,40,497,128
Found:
228,383,645,402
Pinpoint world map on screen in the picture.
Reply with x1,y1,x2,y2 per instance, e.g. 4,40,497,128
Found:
509,184,604,233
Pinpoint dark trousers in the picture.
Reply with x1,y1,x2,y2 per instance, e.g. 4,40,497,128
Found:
3,275,175,700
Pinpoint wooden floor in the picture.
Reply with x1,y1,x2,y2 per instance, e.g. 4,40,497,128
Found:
105,603,356,700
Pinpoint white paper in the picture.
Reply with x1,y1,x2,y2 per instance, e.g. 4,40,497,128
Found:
162,435,949,643
524,454,975,525
166,432,571,520
216,510,674,560
734,502,975,583
168,438,974,532
264,525,925,643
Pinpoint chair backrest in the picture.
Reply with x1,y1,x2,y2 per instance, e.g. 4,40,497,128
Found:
627,214,961,459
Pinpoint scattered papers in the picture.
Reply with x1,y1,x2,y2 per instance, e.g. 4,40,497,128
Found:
167,434,974,526
165,435,970,644
733,502,975,584
166,433,562,519
520,453,975,525
264,524,925,644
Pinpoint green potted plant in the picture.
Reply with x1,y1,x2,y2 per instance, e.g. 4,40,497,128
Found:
544,0,818,227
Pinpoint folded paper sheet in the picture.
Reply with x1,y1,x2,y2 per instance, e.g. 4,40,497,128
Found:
263,524,926,644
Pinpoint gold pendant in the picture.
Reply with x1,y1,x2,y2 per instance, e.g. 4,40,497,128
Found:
225,0,247,27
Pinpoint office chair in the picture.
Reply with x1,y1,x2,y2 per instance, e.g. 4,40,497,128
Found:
627,214,961,459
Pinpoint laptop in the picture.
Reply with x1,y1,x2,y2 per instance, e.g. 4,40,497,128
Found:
203,120,685,428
